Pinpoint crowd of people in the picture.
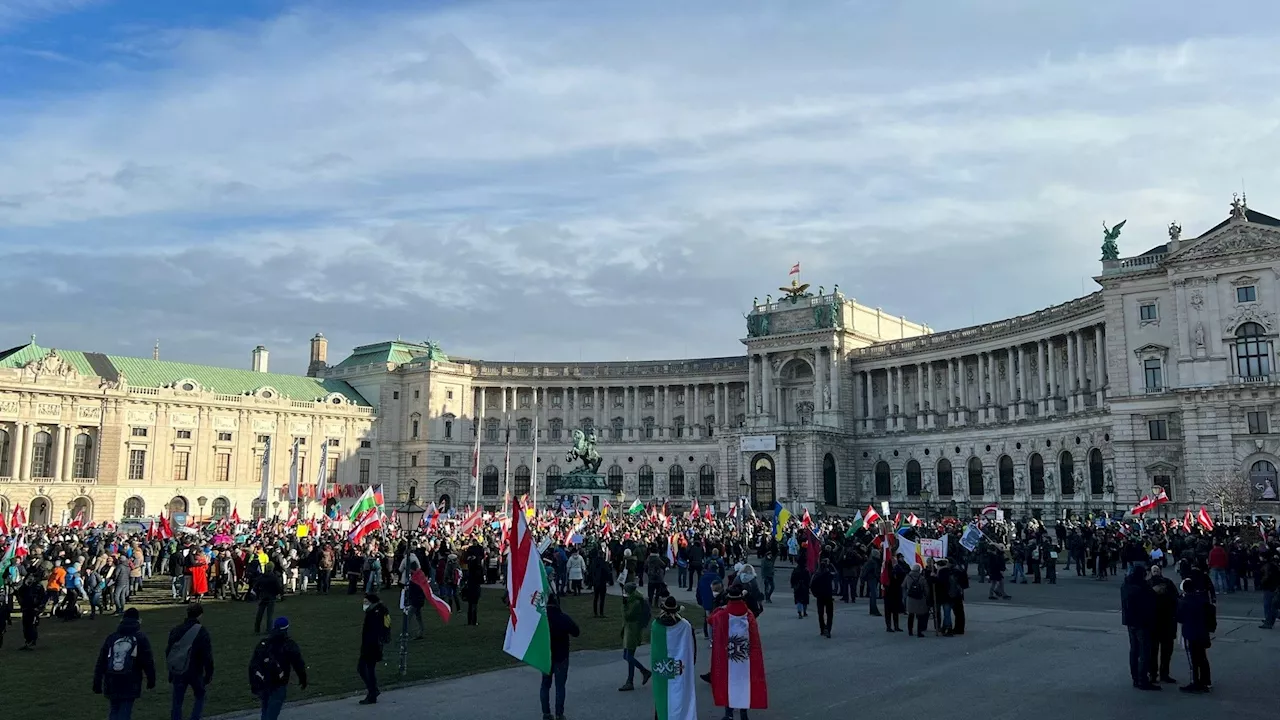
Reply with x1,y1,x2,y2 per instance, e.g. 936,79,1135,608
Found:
1,501,1277,718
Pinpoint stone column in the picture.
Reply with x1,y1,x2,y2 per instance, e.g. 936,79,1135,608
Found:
1095,326,1106,406
830,345,841,418
1037,341,1047,415
1049,339,1060,415
762,356,773,419
894,366,904,431
3,422,18,477
1007,347,1017,419
975,353,985,423
62,426,76,480
861,371,872,432
925,362,936,429
1066,332,1077,412
915,363,925,426
1016,345,1028,419
665,386,673,435
814,347,826,424
49,425,63,481
18,422,32,480
691,384,700,437
946,359,956,424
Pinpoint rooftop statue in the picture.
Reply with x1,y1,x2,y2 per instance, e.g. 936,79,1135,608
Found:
1101,219,1126,261
779,277,811,304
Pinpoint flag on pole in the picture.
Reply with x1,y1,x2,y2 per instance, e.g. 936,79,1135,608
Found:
801,508,812,529
1196,506,1215,531
772,501,791,541
288,438,301,504
11,504,26,529
471,418,483,510
349,508,382,544
315,438,330,499
502,425,512,514
862,505,881,527
1182,507,1193,533
350,487,378,520
503,497,552,674
0,540,17,580
789,262,800,276
531,411,539,511
627,499,644,515
411,569,452,624
844,510,865,538
979,503,998,516
257,436,273,502
231,505,241,525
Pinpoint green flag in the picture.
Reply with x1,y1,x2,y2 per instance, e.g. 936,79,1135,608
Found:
627,499,644,515
845,510,865,538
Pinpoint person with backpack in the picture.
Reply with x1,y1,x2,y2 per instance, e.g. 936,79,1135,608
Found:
903,563,931,637
249,617,308,720
167,604,215,720
92,607,157,720
358,593,391,705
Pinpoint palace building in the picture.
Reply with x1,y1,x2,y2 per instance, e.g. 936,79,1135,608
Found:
3,198,1279,523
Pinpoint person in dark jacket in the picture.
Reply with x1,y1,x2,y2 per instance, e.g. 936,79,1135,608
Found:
16,575,46,650
462,556,484,626
540,594,581,720
1258,552,1279,629
810,558,837,638
249,617,308,720
92,607,157,720
253,566,283,635
167,604,215,720
1147,565,1179,685
1176,578,1215,693
358,593,390,704
1120,564,1160,691
589,552,613,617
790,564,811,619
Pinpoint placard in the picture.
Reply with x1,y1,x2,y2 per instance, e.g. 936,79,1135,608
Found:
739,435,777,452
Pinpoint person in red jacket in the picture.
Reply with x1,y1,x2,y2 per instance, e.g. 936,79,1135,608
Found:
708,585,768,719
1208,542,1229,595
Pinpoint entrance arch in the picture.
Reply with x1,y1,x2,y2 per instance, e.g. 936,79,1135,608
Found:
822,453,838,506
29,496,51,525
750,453,776,511
435,479,460,512
70,496,93,524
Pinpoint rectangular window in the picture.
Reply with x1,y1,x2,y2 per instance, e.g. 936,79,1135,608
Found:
176,429,192,440
414,389,420,399
411,453,418,467
1238,286,1257,303
411,419,420,439
256,434,270,444
297,437,306,445
215,453,231,482
444,420,453,440
328,438,340,447
518,424,531,442
326,456,338,484
173,451,190,482
1248,411,1269,434
393,391,400,400
131,427,148,438
360,440,372,449
1139,303,1158,322
443,454,452,467
217,432,233,442
359,458,370,484
1143,359,1163,391
128,449,146,480
1148,419,1168,441
1153,475,1172,500
550,424,561,441
447,390,454,400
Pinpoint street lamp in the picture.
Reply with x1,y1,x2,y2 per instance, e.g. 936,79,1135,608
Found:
197,496,207,522
739,475,751,513
1105,481,1115,518
395,498,428,677
920,489,932,519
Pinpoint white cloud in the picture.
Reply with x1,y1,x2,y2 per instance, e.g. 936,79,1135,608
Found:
2,1,1280,370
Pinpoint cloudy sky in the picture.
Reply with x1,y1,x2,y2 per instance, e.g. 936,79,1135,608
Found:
2,0,1279,374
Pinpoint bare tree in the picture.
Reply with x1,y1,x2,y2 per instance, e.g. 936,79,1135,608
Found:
1200,471,1257,521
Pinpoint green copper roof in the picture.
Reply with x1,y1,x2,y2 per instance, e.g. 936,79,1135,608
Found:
334,339,447,368
0,341,368,405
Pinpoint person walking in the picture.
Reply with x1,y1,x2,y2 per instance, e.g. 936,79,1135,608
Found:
589,552,613,617
708,585,768,720
358,593,391,705
92,607,157,720
810,558,836,638
1257,551,1279,629
16,575,46,650
540,593,581,720
790,562,810,620
248,617,308,720
1121,564,1160,691
1176,578,1216,693
649,595,698,720
253,565,283,635
618,582,651,691
166,604,215,720
759,553,776,603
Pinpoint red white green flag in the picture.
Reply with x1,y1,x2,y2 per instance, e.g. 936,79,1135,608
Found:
503,497,552,673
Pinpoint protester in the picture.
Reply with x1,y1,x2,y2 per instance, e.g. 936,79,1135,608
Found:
708,586,768,720
540,593,580,720
167,604,216,720
1176,578,1215,693
249,617,308,720
618,581,652,691
649,594,697,720
358,593,391,705
92,607,157,720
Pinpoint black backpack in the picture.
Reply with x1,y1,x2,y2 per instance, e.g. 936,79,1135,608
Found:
249,639,287,692
906,576,926,600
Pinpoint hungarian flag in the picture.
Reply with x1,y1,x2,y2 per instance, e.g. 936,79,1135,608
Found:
845,510,866,538
503,497,552,674
709,605,768,711
349,508,382,544
1196,507,1215,531
626,499,644,515
0,540,17,579
410,569,452,624
650,612,698,720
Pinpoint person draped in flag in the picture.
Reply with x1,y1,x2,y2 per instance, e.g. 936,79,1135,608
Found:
650,594,697,720
708,585,768,719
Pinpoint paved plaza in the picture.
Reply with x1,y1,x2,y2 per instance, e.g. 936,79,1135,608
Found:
217,571,1280,720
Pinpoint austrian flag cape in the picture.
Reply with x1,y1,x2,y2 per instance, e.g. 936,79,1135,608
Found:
710,605,768,710
650,617,698,720
503,498,552,673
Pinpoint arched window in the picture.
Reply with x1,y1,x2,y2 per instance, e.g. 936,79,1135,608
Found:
822,454,838,506
31,430,52,478
1029,453,1045,495
998,455,1014,496
0,496,7,523
123,496,145,517
250,498,267,521
211,497,230,519
608,464,624,494
699,464,716,496
482,465,500,496
668,465,685,496
545,464,562,493
967,457,984,496
936,459,953,496
874,461,891,496
1089,448,1105,495
169,496,189,514
906,460,922,496
514,465,531,496
0,429,10,477
638,465,654,496
73,433,94,478
1250,460,1278,501
410,413,421,439
1060,452,1076,495
1236,322,1271,378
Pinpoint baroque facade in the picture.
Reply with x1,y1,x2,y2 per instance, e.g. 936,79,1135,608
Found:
4,198,1278,523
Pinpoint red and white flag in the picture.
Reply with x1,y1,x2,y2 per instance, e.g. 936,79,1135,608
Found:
1196,507,1215,532
801,508,812,529
410,568,452,624
862,505,881,527
709,604,768,710
0,511,8,536
11,504,26,529
457,509,483,536
690,499,700,519
704,506,713,521
68,510,85,529
350,509,382,544
789,262,800,276
906,513,921,528
1182,508,1193,533
980,503,999,516
230,505,241,524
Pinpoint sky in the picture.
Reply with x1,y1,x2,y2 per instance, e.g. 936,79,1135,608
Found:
2,0,1280,374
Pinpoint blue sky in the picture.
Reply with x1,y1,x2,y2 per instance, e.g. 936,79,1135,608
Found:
3,0,1280,373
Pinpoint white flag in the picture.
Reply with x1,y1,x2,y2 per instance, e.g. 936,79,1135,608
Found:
257,436,273,502
288,438,301,503
315,438,330,499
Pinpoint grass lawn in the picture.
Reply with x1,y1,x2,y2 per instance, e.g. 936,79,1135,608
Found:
0,581,704,720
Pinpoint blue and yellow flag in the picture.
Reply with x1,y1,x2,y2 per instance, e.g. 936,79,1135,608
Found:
772,501,792,540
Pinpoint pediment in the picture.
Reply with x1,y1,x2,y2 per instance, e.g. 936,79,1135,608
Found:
1167,221,1280,263
1133,343,1169,357
1145,460,1178,473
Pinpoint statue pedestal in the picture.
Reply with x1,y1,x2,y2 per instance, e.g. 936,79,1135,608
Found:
551,469,613,509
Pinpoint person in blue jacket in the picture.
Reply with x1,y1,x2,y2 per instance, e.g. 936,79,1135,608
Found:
695,566,723,638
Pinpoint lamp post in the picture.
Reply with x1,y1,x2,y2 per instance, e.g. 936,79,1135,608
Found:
739,475,751,514
920,489,932,520
396,498,427,677
197,496,208,523
1105,481,1115,518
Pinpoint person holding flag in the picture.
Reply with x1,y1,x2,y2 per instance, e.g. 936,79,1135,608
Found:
650,594,697,720
708,585,768,719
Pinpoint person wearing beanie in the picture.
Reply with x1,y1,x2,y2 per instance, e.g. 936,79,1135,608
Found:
92,607,157,720
249,617,308,720
358,593,390,704
707,585,768,719
649,595,697,720
166,603,215,720
539,593,581,720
